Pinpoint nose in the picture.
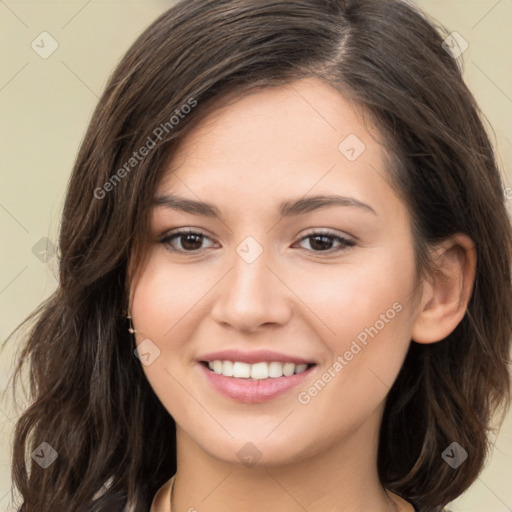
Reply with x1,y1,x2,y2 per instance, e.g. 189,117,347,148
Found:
210,245,292,333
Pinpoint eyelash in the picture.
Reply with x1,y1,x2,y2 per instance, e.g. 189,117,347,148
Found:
159,228,356,255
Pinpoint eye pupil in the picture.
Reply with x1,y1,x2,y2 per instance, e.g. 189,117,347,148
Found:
181,233,203,251
309,235,333,251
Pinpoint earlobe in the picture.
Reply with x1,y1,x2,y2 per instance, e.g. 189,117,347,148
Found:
411,233,477,344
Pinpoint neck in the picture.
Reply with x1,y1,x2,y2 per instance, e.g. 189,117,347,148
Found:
169,405,405,512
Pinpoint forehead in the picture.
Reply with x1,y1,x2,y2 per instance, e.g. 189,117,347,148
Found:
155,78,396,219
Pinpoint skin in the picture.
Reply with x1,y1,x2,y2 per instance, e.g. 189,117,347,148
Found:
129,77,476,512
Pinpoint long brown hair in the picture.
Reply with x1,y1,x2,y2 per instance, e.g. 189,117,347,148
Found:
8,0,511,510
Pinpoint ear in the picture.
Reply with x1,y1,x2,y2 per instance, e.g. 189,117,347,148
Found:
411,233,477,344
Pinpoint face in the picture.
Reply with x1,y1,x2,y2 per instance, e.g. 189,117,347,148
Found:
130,77,422,467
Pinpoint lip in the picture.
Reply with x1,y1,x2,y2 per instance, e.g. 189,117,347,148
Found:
197,349,316,365
199,362,317,403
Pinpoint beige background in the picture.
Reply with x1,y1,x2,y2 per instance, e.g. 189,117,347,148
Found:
0,1,511,511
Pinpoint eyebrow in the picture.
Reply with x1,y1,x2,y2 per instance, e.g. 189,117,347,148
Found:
152,193,377,218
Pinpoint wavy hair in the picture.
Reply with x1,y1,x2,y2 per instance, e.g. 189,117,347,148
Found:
8,0,511,510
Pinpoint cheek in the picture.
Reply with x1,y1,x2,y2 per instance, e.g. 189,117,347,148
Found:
288,248,416,405
293,296,412,444
129,253,200,388
130,251,213,341
286,246,415,345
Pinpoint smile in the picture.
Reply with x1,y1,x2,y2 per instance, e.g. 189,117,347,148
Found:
199,361,317,403
202,360,315,380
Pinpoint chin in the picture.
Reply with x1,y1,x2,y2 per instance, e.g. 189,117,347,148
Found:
195,431,313,469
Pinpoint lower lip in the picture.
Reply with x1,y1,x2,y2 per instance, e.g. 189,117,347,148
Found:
199,363,316,403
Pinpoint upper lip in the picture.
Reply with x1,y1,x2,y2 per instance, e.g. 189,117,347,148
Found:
198,349,316,365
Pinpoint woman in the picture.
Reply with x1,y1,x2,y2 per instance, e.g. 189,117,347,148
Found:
10,0,511,511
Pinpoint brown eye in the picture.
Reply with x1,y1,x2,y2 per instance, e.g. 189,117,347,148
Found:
160,229,214,253
295,231,355,253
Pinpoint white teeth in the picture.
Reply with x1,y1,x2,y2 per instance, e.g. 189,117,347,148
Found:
233,362,251,378
295,363,308,374
282,362,295,377
250,362,268,380
268,361,284,378
222,360,234,377
206,360,312,379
